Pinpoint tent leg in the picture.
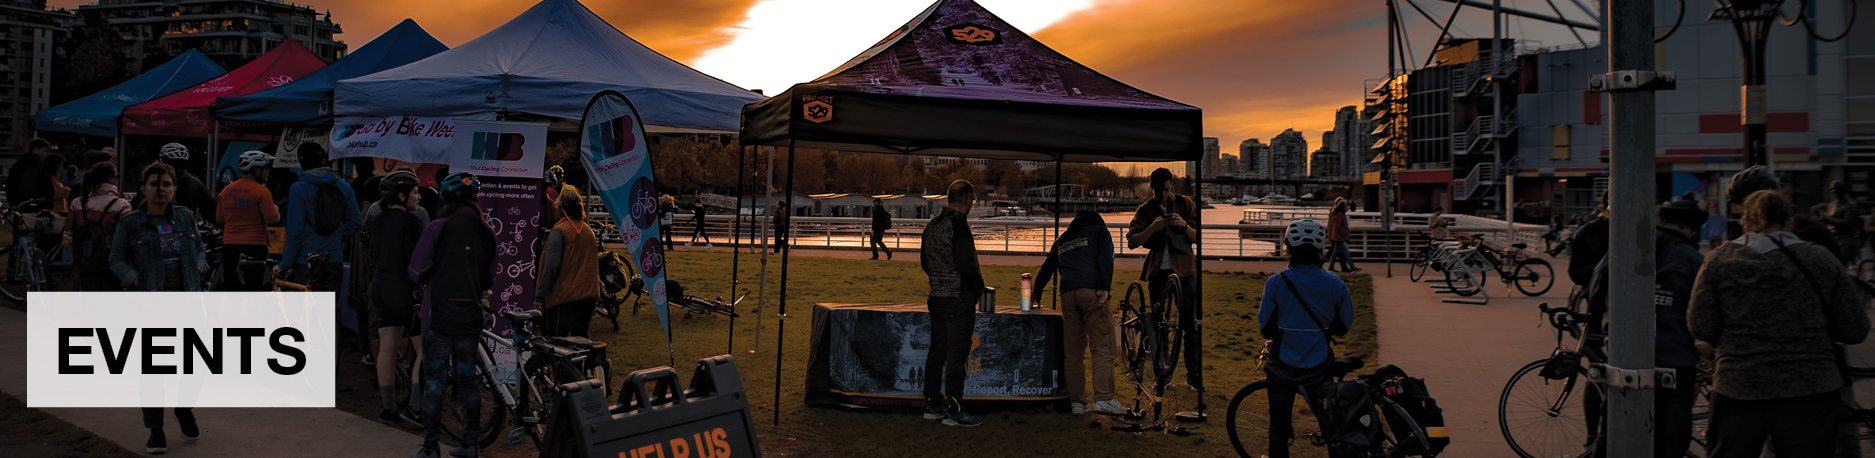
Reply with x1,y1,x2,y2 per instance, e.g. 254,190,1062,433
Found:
209,121,218,183
773,140,794,427
728,144,747,355
1052,156,1062,309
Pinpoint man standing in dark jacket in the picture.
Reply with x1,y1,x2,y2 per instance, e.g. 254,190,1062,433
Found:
406,172,496,458
1127,168,1203,391
919,180,983,427
1032,210,1121,415
870,198,891,260
1585,199,1707,457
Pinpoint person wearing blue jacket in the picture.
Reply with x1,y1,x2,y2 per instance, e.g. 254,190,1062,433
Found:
279,145,363,294
1031,210,1120,416
1256,219,1354,458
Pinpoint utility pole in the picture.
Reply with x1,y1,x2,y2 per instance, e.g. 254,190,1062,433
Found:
1593,0,1673,455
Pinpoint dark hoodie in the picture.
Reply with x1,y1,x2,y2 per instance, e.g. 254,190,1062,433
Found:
1585,226,1705,367
1034,211,1114,299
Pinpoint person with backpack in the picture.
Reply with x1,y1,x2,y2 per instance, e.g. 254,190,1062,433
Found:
107,162,207,453
1582,199,1707,457
1691,189,1870,458
280,144,363,294
214,151,279,291
407,171,497,458
1031,210,1121,416
534,193,601,338
1257,219,1355,458
64,162,130,291
870,198,891,260
368,170,424,425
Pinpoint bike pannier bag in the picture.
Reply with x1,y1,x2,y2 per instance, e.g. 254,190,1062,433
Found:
1319,379,1381,456
1366,364,1450,456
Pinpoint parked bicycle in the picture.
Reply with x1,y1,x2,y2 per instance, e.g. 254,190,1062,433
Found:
0,199,57,305
1109,276,1195,434
1497,302,1711,458
440,305,612,449
1225,356,1436,457
1413,234,1553,297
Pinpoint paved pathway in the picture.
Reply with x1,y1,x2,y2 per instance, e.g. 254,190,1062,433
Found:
0,305,421,457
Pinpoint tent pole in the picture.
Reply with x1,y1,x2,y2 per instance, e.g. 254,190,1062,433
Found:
774,140,795,426
728,143,747,355
1053,156,1062,310
755,146,772,355
209,120,218,183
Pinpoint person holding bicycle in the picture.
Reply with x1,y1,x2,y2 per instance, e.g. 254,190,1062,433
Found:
65,162,129,291
107,162,207,453
369,170,425,424
1690,189,1870,458
407,171,497,458
1581,198,1707,457
1126,168,1203,391
1256,219,1353,458
534,193,601,337
214,151,280,291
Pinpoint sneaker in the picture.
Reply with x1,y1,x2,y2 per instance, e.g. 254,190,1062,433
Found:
1090,400,1127,415
380,408,404,424
705,243,712,249
943,410,984,427
146,429,167,454
922,403,945,420
1070,401,1087,415
362,353,375,366
448,445,479,458
178,415,198,442
1186,379,1205,392
686,242,693,248
410,447,441,458
886,252,892,260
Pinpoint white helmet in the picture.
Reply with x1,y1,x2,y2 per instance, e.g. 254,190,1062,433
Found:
160,143,189,161
1285,219,1328,250
237,150,274,172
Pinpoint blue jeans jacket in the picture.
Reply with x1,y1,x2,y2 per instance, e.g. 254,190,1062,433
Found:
108,206,206,291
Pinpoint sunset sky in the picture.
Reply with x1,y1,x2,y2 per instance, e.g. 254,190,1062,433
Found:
50,0,1595,157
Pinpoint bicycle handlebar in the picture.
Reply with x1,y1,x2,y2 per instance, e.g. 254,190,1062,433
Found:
1536,302,1586,339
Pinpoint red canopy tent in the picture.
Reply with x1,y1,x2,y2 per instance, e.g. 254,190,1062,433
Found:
122,39,328,138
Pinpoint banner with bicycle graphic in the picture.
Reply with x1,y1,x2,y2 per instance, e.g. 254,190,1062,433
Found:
450,119,549,383
577,92,674,361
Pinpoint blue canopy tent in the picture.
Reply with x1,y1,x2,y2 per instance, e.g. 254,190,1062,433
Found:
215,19,447,127
332,0,763,136
34,50,225,137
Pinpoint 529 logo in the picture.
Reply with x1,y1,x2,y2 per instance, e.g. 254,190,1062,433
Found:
802,95,833,124
945,23,1003,45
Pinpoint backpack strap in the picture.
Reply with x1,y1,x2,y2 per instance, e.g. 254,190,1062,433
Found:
1280,274,1339,346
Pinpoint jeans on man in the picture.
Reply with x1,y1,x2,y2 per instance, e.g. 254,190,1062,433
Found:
923,293,979,401
1329,241,1357,271
543,298,598,338
1149,272,1201,386
1707,390,1839,458
870,230,889,258
420,328,482,452
1061,288,1115,404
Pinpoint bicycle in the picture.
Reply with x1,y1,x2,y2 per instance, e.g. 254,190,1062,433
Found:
440,305,613,449
0,199,56,305
1225,356,1433,457
1110,276,1194,434
1497,302,1713,458
1406,238,1467,283
1434,234,1554,297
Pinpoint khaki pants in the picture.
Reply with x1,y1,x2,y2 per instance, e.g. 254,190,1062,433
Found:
1061,288,1116,403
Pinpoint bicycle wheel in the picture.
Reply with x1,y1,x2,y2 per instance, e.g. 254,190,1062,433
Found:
1226,380,1328,458
520,356,570,449
1375,396,1429,457
1500,359,1596,458
1408,249,1429,282
439,365,507,449
0,248,32,305
1513,258,1555,297
1117,282,1153,385
1443,260,1484,297
1153,277,1184,386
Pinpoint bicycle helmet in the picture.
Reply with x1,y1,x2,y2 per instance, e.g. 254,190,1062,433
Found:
547,165,565,184
236,150,273,172
379,170,420,196
160,143,189,161
544,167,562,189
441,171,482,199
1284,219,1328,249
1727,165,1778,205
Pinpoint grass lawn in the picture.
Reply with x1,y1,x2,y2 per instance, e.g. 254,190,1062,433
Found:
588,250,1377,457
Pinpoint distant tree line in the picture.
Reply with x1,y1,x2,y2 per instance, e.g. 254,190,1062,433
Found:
635,137,1140,197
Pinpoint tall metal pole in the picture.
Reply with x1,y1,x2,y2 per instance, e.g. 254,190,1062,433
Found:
1383,0,1398,277
1728,5,1773,169
772,141,795,426
755,146,773,354
1605,0,1658,454
1494,0,1515,289
728,144,747,355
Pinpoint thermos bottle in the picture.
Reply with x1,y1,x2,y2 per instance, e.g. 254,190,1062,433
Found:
1019,273,1033,311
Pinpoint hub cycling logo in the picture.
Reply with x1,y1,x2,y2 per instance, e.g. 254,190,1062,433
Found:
26,292,336,408
472,132,527,161
588,114,638,160
945,23,1002,45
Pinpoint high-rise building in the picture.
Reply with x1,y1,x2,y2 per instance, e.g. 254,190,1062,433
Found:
75,0,346,71
1310,147,1342,178
1188,137,1223,198
1328,105,1375,177
1,0,70,159
1271,128,1308,181
1239,138,1269,178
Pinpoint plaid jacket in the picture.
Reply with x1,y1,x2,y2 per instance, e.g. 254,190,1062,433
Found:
921,207,982,298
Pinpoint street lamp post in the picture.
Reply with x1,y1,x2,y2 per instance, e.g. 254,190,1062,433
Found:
1710,0,1861,168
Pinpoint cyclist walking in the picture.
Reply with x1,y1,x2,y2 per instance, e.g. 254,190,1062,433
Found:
64,162,129,291
1256,219,1353,458
370,170,425,424
107,162,206,453
408,171,497,458
214,151,279,291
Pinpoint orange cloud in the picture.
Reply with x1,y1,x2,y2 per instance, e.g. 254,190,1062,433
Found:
50,0,760,62
1035,0,1385,146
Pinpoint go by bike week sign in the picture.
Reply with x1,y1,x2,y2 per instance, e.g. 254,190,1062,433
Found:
578,92,673,348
